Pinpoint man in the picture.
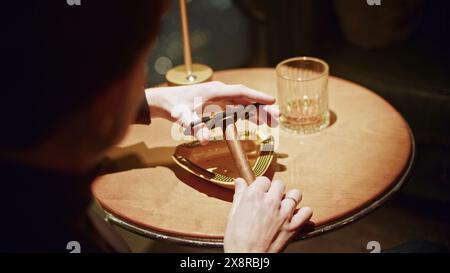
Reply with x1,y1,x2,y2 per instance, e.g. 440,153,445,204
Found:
0,1,312,252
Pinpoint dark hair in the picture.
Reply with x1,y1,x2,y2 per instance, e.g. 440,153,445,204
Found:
1,0,168,149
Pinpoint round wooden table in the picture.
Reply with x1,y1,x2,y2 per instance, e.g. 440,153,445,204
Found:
92,68,414,247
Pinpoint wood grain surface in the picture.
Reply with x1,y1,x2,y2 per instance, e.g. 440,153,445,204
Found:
92,68,412,240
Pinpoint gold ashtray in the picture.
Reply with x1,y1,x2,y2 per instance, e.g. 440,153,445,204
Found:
172,132,274,189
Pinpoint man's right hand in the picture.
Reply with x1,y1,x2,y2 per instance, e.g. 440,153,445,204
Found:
224,177,313,253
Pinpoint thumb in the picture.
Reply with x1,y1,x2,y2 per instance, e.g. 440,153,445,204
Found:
194,125,211,145
171,105,197,128
171,106,211,145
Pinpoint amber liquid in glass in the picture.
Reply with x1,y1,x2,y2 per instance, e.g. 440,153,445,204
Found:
280,98,330,134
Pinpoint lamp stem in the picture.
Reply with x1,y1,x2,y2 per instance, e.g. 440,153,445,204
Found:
179,0,193,76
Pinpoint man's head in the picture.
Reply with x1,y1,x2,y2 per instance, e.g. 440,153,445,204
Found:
2,1,168,169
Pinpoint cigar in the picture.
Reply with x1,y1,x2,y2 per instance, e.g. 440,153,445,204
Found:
224,122,256,185
184,103,263,185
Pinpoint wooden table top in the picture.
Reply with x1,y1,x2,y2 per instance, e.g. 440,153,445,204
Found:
92,68,414,247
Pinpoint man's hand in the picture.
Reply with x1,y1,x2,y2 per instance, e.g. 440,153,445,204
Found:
224,177,313,253
145,81,279,144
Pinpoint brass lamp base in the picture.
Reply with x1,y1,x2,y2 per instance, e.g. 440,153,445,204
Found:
166,64,213,86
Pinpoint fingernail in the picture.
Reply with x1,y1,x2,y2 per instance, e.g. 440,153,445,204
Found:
300,207,313,215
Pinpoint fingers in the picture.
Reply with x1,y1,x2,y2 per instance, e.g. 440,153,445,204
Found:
266,207,312,253
194,125,210,145
172,106,201,130
288,207,313,231
267,203,312,253
208,82,275,105
229,178,248,218
280,189,302,218
257,105,280,128
267,180,285,200
184,123,210,145
172,106,211,145
231,176,277,218
234,177,247,196
262,105,280,119
170,82,277,145
250,176,271,192
239,85,275,105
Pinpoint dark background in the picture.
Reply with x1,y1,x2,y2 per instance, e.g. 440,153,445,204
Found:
131,0,450,252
